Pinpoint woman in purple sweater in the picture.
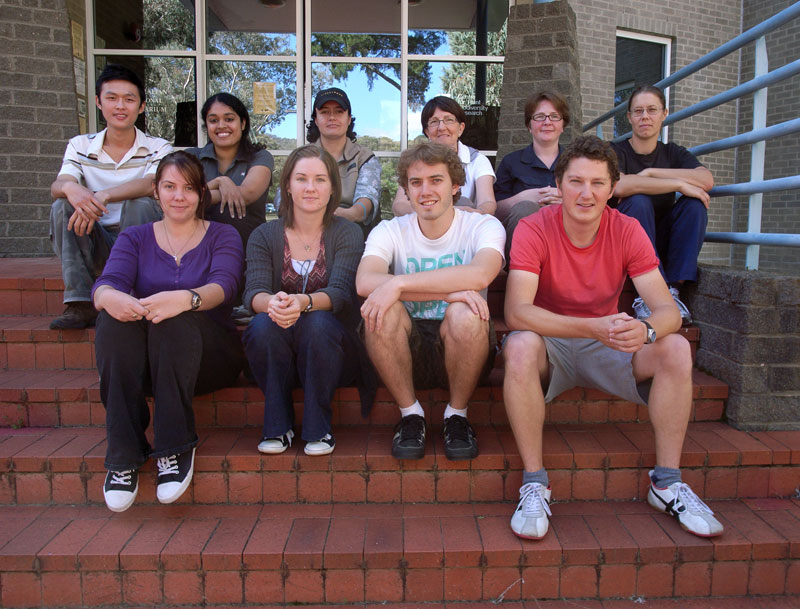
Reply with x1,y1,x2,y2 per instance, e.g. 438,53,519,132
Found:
92,151,244,512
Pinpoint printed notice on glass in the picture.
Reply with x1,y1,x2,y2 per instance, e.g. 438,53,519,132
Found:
73,57,86,96
253,82,277,116
71,21,84,60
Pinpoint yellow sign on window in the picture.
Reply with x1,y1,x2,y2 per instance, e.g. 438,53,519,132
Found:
253,82,277,116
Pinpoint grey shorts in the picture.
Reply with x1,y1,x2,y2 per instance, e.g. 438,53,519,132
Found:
504,333,651,405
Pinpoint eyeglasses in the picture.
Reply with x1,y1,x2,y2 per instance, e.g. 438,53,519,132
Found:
532,113,563,123
630,106,664,117
427,117,459,129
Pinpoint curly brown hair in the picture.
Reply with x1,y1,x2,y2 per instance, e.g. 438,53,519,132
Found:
397,142,466,190
554,136,620,185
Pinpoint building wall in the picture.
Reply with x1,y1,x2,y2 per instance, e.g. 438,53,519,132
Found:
0,0,79,256
570,0,743,267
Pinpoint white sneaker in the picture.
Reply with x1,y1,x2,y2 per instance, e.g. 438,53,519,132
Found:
103,469,138,512
632,297,652,320
304,433,335,456
258,430,294,454
510,482,552,539
647,471,723,537
156,448,195,504
669,287,693,325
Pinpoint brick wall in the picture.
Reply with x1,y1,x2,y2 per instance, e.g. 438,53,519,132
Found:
0,0,78,256
570,0,742,267
734,0,800,275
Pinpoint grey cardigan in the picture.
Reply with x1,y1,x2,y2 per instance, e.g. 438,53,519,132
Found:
243,216,376,415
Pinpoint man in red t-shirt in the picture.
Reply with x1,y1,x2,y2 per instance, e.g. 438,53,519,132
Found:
502,136,722,541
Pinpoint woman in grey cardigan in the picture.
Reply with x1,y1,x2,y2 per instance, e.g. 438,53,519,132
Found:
242,145,375,456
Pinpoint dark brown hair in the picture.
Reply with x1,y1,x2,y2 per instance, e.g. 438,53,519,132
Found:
627,85,666,112
554,136,620,185
279,145,342,229
154,151,208,219
397,142,466,190
524,90,571,127
421,96,467,136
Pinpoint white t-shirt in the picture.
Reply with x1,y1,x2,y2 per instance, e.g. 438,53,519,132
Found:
57,127,172,226
458,140,495,206
363,208,506,320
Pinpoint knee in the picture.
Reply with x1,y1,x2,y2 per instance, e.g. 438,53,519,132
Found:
505,200,540,227
365,301,409,340
502,331,545,375
654,333,692,377
243,312,282,347
298,312,344,347
441,301,485,342
676,196,709,223
50,198,72,224
619,194,655,217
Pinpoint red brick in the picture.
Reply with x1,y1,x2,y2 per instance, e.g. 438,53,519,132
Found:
243,518,292,569
364,568,403,602
35,342,64,369
477,516,523,567
444,567,483,601
605,468,639,500
323,517,365,569
229,471,262,503
405,567,444,601
403,516,443,568
549,469,572,500
38,518,108,571
1,571,40,607
787,560,800,595
482,566,522,601
561,430,605,468
119,519,180,570
243,569,283,603
766,431,800,463
82,571,122,606
520,565,560,599
756,509,800,558
584,514,637,563
205,570,244,604
284,518,329,569
162,518,217,570
365,518,402,568
598,564,636,598
402,471,435,502
720,507,788,560
436,470,470,502
673,561,711,596
769,466,800,497
471,470,504,501
748,560,787,595
123,570,162,605
541,429,573,468
636,563,674,597
7,343,35,368
202,516,257,571
163,570,204,605
705,467,738,499
559,564,597,598
571,468,605,500
736,466,771,498
15,472,51,504
79,518,141,571
0,515,69,571
711,560,749,596
26,403,60,426
62,342,93,370
298,471,332,503
262,471,297,502
551,515,600,564
441,516,482,567
193,471,227,503
608,400,638,422
619,513,676,563
332,471,367,502
324,568,365,603
366,471,401,502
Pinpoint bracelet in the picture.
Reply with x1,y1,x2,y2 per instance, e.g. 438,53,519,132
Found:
354,200,368,222
302,293,313,313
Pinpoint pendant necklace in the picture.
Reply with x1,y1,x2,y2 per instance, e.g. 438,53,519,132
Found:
163,221,200,264
291,228,320,253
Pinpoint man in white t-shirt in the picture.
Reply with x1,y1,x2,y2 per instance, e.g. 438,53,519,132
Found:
357,142,505,461
49,64,171,329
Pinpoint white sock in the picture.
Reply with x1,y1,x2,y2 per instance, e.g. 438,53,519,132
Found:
444,404,467,420
399,401,424,418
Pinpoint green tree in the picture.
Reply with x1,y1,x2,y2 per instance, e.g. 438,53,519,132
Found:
439,20,506,107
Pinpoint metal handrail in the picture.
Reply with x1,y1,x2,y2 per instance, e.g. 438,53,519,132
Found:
705,232,800,247
689,118,800,156
582,1,800,131
709,176,800,197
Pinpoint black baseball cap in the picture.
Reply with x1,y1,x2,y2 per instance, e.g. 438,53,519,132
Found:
313,87,351,113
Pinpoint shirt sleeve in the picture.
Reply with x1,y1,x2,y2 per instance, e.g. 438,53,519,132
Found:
624,219,660,278
56,138,84,182
611,142,629,174
243,222,277,312
206,224,244,302
493,155,516,200
145,139,174,176
252,148,276,171
353,155,382,223
508,216,546,274
91,227,141,298
473,215,506,262
318,220,364,313
471,151,496,182
361,219,395,265
669,143,703,170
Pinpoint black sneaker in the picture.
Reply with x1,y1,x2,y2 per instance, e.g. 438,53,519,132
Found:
391,414,426,460
103,469,138,512
156,447,195,504
50,302,98,330
442,415,478,460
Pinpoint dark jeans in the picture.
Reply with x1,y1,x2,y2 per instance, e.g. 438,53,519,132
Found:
243,311,360,442
617,193,708,284
502,200,541,262
95,310,244,471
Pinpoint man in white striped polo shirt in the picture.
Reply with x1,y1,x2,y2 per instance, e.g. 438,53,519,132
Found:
49,64,172,329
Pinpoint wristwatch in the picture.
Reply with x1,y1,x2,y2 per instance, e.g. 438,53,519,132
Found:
301,293,313,314
189,290,202,311
642,320,656,344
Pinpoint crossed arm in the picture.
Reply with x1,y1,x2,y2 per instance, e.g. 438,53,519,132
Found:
613,166,714,208
207,165,272,219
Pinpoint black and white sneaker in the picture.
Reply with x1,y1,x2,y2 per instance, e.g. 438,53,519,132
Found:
258,430,294,454
442,415,478,460
304,433,335,456
391,414,426,460
156,447,195,504
647,470,723,537
103,469,138,512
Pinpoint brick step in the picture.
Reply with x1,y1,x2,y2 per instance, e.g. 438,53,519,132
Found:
0,368,728,429
2,423,798,506
1,498,798,607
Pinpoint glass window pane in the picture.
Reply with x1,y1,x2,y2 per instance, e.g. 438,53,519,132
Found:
207,0,297,56
94,56,196,146
408,60,502,150
94,0,195,51
378,157,399,220
207,61,298,149
311,0,400,58
311,63,402,153
408,0,507,57
615,37,666,137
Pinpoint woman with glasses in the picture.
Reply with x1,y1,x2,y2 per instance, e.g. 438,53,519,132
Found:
392,96,497,216
494,91,569,257
242,145,375,456
611,85,713,324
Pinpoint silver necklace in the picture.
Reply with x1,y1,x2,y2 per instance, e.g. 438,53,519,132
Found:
290,228,321,253
163,221,201,263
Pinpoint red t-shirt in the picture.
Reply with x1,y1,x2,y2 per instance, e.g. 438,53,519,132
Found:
509,204,659,318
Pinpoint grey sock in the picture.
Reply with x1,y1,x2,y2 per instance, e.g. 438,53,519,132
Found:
652,466,682,487
522,468,549,488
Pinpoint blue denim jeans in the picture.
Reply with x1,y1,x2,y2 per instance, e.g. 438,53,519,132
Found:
243,310,360,442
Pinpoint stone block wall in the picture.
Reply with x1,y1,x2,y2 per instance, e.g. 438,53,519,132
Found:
685,264,800,430
0,0,78,256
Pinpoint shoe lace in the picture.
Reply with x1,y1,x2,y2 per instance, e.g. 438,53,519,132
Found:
673,483,714,515
444,416,470,442
110,470,133,485
399,415,424,441
518,483,552,518
157,455,179,477
669,287,692,317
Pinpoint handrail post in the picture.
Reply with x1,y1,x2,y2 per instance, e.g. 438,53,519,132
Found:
746,35,769,269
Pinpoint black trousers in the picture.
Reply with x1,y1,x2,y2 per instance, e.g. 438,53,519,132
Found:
95,310,244,471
